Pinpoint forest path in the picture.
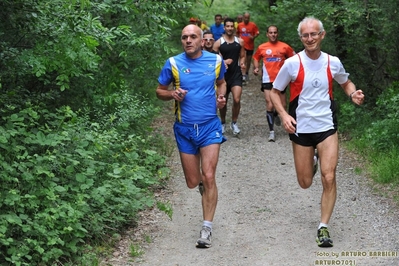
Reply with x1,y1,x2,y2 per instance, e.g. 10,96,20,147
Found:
102,73,399,266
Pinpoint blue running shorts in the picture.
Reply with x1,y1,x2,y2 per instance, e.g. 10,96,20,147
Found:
173,116,227,155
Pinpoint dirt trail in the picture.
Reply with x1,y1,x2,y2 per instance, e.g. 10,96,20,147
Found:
102,74,399,266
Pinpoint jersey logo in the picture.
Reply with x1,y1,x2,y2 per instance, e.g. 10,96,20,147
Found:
266,49,272,55
266,58,281,62
180,67,190,74
312,78,322,88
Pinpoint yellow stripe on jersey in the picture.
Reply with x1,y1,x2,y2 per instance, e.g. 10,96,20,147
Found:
214,55,222,92
169,57,182,122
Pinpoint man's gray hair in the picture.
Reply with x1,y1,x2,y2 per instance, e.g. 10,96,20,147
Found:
297,16,324,36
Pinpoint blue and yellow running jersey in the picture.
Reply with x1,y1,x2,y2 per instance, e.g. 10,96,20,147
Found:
158,51,226,124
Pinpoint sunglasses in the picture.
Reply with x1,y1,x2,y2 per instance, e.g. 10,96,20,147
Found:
204,38,214,41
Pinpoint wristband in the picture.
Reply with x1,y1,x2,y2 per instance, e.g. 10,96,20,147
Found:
349,91,356,100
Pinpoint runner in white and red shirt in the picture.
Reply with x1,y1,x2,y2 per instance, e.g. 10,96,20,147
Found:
271,16,365,248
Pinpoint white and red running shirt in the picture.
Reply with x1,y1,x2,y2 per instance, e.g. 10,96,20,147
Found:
273,50,350,133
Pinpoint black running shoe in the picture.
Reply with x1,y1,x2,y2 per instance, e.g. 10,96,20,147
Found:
316,227,333,247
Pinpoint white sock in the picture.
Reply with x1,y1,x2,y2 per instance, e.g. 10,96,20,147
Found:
314,156,318,166
203,220,213,230
318,223,328,229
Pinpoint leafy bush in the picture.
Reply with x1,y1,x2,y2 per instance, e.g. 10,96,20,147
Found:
360,82,399,152
369,149,399,184
0,91,169,265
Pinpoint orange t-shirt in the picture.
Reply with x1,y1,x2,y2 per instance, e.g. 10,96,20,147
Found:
236,22,259,50
253,41,295,82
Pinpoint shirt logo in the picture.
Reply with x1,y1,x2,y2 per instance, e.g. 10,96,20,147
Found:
312,78,322,88
181,67,190,74
266,49,272,55
266,58,281,62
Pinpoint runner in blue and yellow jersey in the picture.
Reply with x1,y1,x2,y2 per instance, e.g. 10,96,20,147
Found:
156,24,227,249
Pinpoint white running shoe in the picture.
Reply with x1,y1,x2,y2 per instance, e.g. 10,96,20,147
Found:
268,131,275,142
230,122,240,135
196,226,212,248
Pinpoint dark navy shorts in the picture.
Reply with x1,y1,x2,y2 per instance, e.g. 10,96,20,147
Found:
173,116,227,155
289,129,337,149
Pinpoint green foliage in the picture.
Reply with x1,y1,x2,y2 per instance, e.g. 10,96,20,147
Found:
193,0,248,23
359,82,399,152
344,81,399,185
0,90,169,265
0,0,196,264
156,201,173,220
369,149,399,184
129,244,143,257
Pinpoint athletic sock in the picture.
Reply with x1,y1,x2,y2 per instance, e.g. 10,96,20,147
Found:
318,223,328,229
203,220,213,230
266,111,274,131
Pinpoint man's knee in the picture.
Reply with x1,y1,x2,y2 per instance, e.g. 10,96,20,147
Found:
297,176,312,189
186,180,199,189
321,173,336,188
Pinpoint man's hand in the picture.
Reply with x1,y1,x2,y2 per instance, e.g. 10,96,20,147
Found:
350,90,365,105
173,88,188,101
216,94,226,109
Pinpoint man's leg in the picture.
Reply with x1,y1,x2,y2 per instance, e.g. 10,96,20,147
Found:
198,143,220,222
180,144,219,248
219,91,230,133
316,132,338,225
264,89,276,141
293,132,338,222
292,132,338,247
179,152,202,189
228,85,241,135
315,132,338,247
230,85,242,123
292,143,316,189
180,143,219,222
245,50,253,76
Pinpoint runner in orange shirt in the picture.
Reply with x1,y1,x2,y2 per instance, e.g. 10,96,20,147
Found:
253,25,295,141
236,12,259,83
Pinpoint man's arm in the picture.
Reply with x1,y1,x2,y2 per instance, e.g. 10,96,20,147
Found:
252,46,262,75
213,39,221,53
270,88,296,133
216,78,227,109
340,79,365,106
253,58,260,75
252,24,260,39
